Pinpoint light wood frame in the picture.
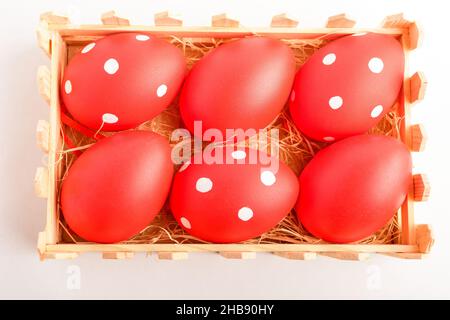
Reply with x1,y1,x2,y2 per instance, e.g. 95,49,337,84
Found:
35,12,432,260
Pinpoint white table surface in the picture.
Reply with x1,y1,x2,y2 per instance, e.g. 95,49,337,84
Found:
1,0,449,299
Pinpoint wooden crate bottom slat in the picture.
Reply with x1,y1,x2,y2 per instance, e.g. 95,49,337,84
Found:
382,252,428,259
274,252,317,260
320,252,371,261
157,252,189,260
220,251,256,259
44,243,419,254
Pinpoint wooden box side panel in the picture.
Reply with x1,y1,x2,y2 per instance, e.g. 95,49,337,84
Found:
398,31,415,245
45,32,65,244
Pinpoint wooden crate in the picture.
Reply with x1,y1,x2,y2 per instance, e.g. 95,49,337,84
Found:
35,11,432,261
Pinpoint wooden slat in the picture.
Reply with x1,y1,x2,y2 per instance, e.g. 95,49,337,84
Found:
36,23,52,56
274,252,316,260
37,12,70,56
211,14,239,28
408,21,422,50
41,252,79,260
321,252,370,261
381,14,422,50
103,252,134,259
220,251,256,259
326,13,356,28
45,33,65,245
271,14,298,28
416,224,434,253
381,13,409,28
382,252,427,259
101,10,130,26
36,120,50,153
38,236,78,260
399,31,415,245
37,65,51,104
409,71,427,104
157,252,188,260
413,174,430,202
37,231,47,256
56,26,403,41
45,243,419,253
154,11,182,26
40,11,70,24
410,124,427,152
34,167,49,198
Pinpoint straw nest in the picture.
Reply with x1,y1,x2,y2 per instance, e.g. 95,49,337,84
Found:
58,36,403,245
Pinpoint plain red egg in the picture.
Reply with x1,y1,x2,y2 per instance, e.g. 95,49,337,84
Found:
289,33,404,142
170,147,299,243
296,135,412,243
62,33,186,131
180,36,295,140
61,131,173,243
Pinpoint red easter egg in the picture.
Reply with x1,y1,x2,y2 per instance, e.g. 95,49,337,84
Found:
62,33,186,131
289,33,404,142
296,135,411,243
170,147,299,243
180,37,295,140
61,131,173,243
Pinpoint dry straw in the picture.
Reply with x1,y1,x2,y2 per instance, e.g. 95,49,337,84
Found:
58,35,402,245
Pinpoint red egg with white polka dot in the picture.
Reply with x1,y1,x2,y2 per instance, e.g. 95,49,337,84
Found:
62,33,186,131
61,131,174,243
289,33,404,142
170,147,299,243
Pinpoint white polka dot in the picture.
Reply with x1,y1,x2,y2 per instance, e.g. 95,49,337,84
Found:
102,113,119,124
371,105,384,118
180,217,191,229
196,177,213,193
136,34,150,41
178,161,190,173
290,90,296,102
81,42,96,54
260,171,276,186
238,207,253,221
64,80,72,94
329,96,343,110
352,32,367,37
156,84,168,97
104,58,119,75
231,150,246,160
322,53,336,65
368,57,384,74
323,136,335,142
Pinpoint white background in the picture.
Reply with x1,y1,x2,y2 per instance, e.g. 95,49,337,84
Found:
0,0,449,299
